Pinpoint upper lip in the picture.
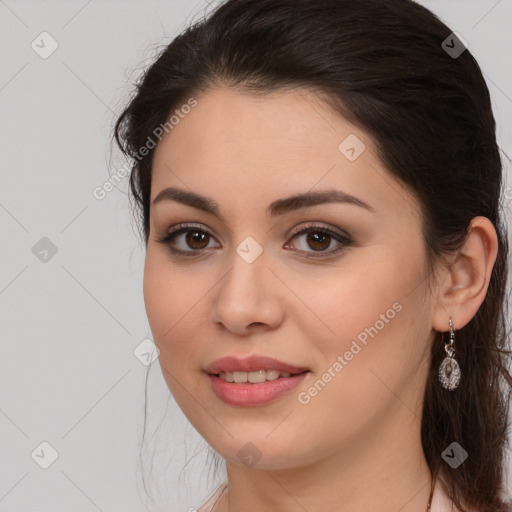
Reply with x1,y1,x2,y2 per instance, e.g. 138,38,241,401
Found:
205,355,309,375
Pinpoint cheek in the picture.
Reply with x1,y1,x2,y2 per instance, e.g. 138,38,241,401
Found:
143,252,172,339
142,249,214,382
299,259,404,351
143,251,193,356
299,254,421,397
143,255,204,412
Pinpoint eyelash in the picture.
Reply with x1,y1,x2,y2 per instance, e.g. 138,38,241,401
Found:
155,222,353,259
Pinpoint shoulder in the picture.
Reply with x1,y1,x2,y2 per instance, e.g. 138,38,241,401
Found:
196,482,228,512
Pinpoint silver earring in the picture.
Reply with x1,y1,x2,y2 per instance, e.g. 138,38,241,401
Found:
438,318,461,390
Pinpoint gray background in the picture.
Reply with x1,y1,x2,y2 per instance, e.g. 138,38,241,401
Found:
1,0,511,511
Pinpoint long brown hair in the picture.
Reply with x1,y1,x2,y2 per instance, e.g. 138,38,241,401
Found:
114,1,512,509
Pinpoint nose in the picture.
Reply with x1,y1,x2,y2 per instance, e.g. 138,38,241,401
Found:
210,247,285,336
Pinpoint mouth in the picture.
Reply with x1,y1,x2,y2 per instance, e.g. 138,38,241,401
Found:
212,369,309,383
204,354,310,379
204,355,311,406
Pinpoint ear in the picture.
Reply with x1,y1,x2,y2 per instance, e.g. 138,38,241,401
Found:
432,216,498,332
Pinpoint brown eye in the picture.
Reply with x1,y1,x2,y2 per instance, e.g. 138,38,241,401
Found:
184,230,210,250
303,231,332,251
156,224,220,256
285,224,353,259
156,222,353,259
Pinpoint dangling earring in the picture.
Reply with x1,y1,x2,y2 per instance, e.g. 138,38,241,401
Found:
438,318,461,390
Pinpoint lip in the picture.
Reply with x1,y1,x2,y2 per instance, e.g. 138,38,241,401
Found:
204,355,309,375
208,372,309,406
204,355,310,407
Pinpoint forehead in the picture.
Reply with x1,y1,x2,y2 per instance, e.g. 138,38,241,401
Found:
150,85,418,222
152,87,362,179
157,87,336,157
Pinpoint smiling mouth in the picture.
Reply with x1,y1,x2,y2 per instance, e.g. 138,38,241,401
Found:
214,369,309,383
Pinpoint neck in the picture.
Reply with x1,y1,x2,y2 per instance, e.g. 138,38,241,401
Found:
218,405,433,512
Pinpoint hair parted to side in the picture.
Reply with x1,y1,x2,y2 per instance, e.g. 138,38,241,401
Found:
114,0,512,510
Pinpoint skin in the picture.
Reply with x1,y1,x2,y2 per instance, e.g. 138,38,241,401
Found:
143,86,498,512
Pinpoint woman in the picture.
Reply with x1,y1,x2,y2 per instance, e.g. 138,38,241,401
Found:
114,0,512,510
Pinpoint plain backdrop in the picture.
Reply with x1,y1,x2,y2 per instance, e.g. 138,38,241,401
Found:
1,0,511,511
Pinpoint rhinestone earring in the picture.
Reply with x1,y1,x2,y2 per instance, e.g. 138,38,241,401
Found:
438,318,461,390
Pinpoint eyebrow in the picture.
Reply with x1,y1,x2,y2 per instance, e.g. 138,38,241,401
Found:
152,186,375,218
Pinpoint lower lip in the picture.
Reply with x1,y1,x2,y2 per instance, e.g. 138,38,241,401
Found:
208,372,309,406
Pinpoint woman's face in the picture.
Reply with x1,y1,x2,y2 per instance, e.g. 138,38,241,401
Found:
144,86,436,470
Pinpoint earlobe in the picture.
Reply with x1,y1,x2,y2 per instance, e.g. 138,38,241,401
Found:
432,216,498,332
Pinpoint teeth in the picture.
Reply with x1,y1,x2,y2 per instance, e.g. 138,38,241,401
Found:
218,369,294,383
233,371,247,383
247,370,266,384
